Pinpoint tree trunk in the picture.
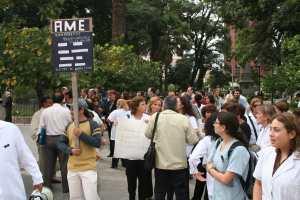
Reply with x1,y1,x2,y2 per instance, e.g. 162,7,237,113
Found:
35,79,48,103
112,0,126,44
150,32,164,91
197,66,208,89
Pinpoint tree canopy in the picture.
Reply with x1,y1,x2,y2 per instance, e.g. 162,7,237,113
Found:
0,0,299,99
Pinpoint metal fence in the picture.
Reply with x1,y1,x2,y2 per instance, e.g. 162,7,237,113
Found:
12,103,39,124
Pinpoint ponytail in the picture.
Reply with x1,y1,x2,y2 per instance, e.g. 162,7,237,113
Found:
217,112,248,147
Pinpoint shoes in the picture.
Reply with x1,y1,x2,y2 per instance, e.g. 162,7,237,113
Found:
107,154,113,157
111,166,118,169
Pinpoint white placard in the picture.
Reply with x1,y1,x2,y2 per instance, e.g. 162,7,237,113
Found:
114,118,150,160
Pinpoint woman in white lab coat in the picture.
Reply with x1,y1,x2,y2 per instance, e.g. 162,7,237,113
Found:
253,113,300,200
189,112,219,200
254,104,276,152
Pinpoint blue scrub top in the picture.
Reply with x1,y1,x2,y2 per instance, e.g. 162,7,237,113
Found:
208,139,250,200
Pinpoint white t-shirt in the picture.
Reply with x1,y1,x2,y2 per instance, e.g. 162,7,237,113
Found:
108,109,130,140
253,147,300,200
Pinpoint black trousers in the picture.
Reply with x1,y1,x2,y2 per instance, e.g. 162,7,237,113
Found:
154,168,189,200
125,160,153,200
192,180,208,200
111,140,118,167
42,135,69,193
192,160,208,200
4,108,12,122
166,161,190,200
108,125,114,156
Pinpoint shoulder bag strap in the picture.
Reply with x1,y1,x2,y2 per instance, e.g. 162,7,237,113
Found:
151,112,160,143
248,114,258,139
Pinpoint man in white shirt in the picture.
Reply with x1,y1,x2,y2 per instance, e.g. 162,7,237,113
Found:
233,88,249,109
0,120,43,200
31,96,53,181
39,93,72,193
31,96,53,140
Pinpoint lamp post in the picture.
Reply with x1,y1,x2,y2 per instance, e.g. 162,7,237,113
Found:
257,64,261,96
255,58,262,97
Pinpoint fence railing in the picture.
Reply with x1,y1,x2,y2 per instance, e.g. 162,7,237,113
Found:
12,103,39,124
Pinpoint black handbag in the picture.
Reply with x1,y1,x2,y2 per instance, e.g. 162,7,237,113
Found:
144,112,160,171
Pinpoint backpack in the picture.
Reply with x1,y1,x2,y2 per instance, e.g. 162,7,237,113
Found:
215,139,257,199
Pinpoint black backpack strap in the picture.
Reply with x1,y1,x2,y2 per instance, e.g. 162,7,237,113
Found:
215,138,222,149
227,141,243,158
227,141,250,195
248,114,258,140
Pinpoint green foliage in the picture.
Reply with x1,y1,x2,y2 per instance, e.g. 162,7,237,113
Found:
127,0,225,90
166,56,193,89
263,35,300,96
1,0,299,97
0,0,112,44
0,24,70,98
206,68,231,89
0,24,160,96
229,0,300,67
181,1,225,89
167,84,176,92
91,44,161,91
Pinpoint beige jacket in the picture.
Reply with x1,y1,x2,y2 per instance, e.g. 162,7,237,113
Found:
145,110,199,170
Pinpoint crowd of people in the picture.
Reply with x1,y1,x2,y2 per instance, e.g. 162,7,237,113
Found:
1,85,300,200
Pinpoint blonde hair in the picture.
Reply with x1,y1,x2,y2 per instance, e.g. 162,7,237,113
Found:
256,104,276,123
250,97,263,107
147,96,162,115
116,99,128,110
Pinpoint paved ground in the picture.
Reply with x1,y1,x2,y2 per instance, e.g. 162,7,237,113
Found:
19,124,196,200
23,147,129,200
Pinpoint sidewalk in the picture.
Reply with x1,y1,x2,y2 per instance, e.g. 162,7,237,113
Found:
19,124,196,199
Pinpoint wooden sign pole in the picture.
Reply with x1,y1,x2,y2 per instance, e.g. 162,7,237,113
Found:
71,72,80,148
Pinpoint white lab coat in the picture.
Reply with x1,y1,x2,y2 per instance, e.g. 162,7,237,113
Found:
256,125,271,154
186,115,198,156
189,136,214,198
253,147,300,200
245,111,261,145
0,121,43,200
